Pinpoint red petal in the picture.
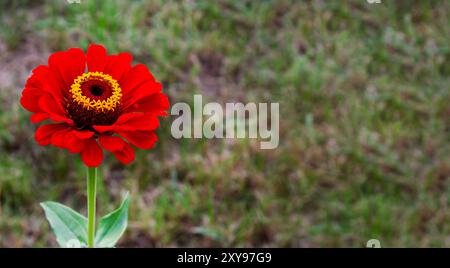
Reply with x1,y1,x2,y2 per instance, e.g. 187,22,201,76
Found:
99,135,135,164
35,124,68,146
112,143,135,164
123,80,163,109
38,95,73,125
114,113,160,131
26,65,64,100
98,135,126,152
72,129,95,139
87,44,107,72
65,132,88,153
31,113,49,123
94,113,159,133
93,125,112,133
51,128,71,148
120,64,155,96
118,131,157,149
21,88,45,112
80,139,103,167
126,92,169,115
48,48,86,88
104,52,133,81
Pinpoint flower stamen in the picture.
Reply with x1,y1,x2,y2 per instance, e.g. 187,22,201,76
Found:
67,72,123,128
70,72,122,112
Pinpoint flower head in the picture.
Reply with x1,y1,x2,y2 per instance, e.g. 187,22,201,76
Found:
21,44,169,167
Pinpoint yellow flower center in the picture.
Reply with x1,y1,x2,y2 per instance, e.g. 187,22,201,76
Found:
70,72,122,112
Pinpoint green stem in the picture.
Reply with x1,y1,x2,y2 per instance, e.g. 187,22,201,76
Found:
87,167,97,248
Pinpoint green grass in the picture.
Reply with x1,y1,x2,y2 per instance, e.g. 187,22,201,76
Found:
0,0,449,247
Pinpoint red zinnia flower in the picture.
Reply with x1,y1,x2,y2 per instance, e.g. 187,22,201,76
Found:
21,44,169,167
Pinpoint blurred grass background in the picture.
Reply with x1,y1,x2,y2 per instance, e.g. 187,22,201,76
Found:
0,0,449,247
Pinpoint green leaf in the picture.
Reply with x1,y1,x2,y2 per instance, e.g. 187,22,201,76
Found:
40,201,88,248
95,193,130,248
